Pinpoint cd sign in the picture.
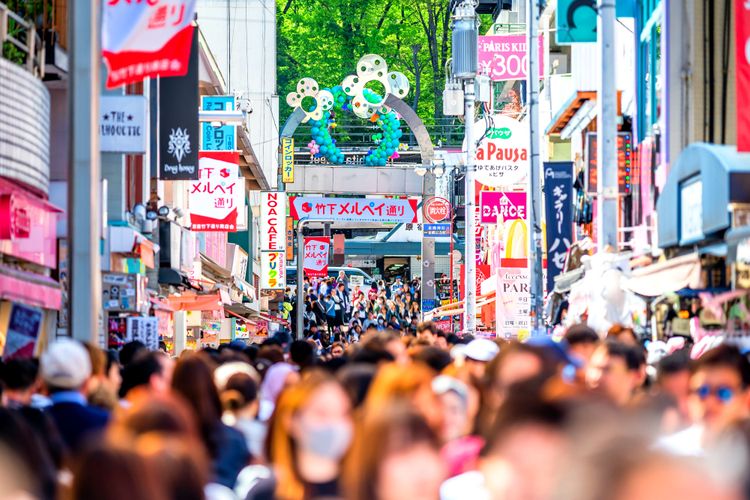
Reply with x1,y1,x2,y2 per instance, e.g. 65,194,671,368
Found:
423,197,451,223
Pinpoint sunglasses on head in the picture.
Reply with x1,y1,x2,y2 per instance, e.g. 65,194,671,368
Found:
693,385,737,403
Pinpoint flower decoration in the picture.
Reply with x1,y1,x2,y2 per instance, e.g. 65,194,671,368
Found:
286,77,334,123
307,140,320,155
341,54,410,119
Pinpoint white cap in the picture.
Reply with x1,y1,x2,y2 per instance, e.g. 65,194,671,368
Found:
214,361,261,391
464,338,500,362
41,339,92,390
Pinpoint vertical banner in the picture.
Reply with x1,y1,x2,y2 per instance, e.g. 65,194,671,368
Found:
260,251,286,290
260,192,287,252
281,137,295,183
738,0,750,152
189,152,240,232
159,28,199,180
303,237,330,278
102,0,198,89
543,162,574,293
286,217,295,262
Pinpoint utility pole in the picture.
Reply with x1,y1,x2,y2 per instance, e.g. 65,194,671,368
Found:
527,0,544,334
68,0,102,345
597,0,618,251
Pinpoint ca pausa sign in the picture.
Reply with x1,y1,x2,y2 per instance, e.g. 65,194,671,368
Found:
289,197,418,223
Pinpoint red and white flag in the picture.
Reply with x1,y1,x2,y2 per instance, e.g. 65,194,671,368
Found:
102,0,197,89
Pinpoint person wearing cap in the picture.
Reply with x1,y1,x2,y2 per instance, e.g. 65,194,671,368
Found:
462,339,500,383
41,339,109,454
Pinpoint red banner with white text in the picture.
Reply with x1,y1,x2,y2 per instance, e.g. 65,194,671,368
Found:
304,237,330,278
738,0,750,151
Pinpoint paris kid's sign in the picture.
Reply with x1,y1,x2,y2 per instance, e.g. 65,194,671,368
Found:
289,196,418,223
469,114,529,187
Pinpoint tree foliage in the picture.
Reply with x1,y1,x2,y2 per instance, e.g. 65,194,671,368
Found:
277,0,454,126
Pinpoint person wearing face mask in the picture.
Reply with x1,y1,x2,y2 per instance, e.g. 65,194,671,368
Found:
245,371,353,500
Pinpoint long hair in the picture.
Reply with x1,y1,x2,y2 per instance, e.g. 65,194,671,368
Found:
265,370,341,500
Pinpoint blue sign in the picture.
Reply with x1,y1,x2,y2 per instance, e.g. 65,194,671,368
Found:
544,162,574,293
201,96,237,151
423,223,452,238
201,95,235,111
556,0,597,44
421,299,438,314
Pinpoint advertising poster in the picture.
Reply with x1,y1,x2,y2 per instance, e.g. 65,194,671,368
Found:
543,162,574,293
260,192,287,251
261,251,286,290
478,34,544,81
469,115,529,187
189,151,240,232
303,237,330,278
289,196,418,223
480,192,527,224
2,303,43,360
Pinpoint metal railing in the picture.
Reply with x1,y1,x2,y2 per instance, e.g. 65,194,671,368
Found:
0,2,44,78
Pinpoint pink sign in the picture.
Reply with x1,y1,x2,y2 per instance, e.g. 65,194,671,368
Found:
480,192,527,224
478,34,544,81
303,237,330,278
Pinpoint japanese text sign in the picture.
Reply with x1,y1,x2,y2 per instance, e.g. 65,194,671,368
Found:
469,115,529,187
289,197,418,223
282,138,295,183
102,0,197,89
261,251,286,290
423,223,452,238
478,34,544,81
189,152,240,232
201,96,236,151
543,162,573,293
480,192,527,224
303,237,330,278
261,192,287,252
737,0,750,152
126,317,159,351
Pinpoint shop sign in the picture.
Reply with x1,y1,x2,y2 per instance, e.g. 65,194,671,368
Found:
102,0,197,89
304,237,330,278
282,137,295,183
261,192,287,252
680,177,703,243
459,264,492,303
423,223,452,237
189,152,240,232
423,197,451,223
738,0,750,151
2,303,43,360
586,132,633,194
201,96,236,151
469,115,529,187
478,34,544,81
480,192,526,224
556,0,597,44
99,95,148,153
158,28,199,180
496,261,547,339
543,162,573,293
260,251,286,290
289,196,418,223
126,317,159,351
286,217,295,261
0,193,31,239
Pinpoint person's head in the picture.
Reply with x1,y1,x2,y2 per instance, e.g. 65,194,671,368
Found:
0,358,39,406
290,340,315,370
338,282,345,292
221,372,259,423
564,324,600,365
344,403,444,500
0,408,57,498
337,363,377,409
484,342,553,413
416,322,437,345
657,350,692,409
119,351,170,399
434,330,448,350
266,370,353,499
411,346,452,373
689,344,750,433
586,341,646,406
607,324,639,346
432,376,471,443
110,392,199,440
462,339,500,382
331,342,345,358
41,338,92,394
119,341,147,367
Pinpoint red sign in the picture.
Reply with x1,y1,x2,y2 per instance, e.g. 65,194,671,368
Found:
189,151,240,232
738,0,750,151
0,194,31,239
423,197,451,223
479,192,526,224
459,264,492,301
303,237,330,278
102,0,198,89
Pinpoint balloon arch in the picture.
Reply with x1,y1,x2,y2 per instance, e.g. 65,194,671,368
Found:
281,55,435,167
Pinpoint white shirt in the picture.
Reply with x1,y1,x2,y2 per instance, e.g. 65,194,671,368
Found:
440,471,491,500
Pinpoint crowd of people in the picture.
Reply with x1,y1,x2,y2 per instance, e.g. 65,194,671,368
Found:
2,318,750,499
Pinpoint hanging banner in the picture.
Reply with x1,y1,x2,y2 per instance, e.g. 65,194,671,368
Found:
289,196,418,223
544,162,574,293
260,251,286,290
100,95,148,153
102,0,197,89
556,0,597,44
480,192,527,224
478,34,544,81
189,151,240,232
468,115,529,187
303,237,330,278
281,137,295,183
159,28,199,180
286,217,295,261
201,96,236,151
260,192,287,252
738,0,750,152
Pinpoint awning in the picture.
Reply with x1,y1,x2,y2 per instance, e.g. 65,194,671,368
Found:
624,253,705,297
0,264,61,310
149,296,176,312
168,291,224,311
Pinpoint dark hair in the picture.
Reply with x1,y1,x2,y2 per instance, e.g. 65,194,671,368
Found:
695,344,750,388
337,364,378,408
119,341,147,367
0,359,39,391
604,341,646,371
446,334,462,345
258,345,284,364
416,321,436,336
243,344,259,362
222,373,258,412
290,340,315,369
657,349,690,379
114,393,199,439
565,324,599,346
119,352,164,398
411,346,452,373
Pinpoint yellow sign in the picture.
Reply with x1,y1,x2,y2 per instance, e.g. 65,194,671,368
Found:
281,137,294,183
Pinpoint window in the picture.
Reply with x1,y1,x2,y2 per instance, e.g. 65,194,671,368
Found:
637,0,663,140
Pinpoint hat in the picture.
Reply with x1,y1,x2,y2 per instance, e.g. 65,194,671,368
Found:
432,375,469,405
463,338,500,362
41,339,92,389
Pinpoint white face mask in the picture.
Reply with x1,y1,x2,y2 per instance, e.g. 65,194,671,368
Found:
296,419,352,460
